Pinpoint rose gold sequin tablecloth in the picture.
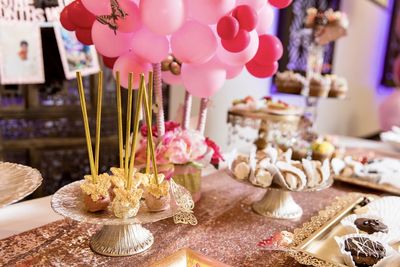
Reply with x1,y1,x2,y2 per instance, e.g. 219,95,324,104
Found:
0,171,370,267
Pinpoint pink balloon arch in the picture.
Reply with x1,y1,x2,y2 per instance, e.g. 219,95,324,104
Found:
60,0,293,98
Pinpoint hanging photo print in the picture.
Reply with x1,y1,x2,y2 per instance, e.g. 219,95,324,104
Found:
0,21,45,84
54,23,100,80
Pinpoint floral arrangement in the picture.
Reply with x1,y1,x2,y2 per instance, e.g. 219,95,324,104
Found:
136,121,223,173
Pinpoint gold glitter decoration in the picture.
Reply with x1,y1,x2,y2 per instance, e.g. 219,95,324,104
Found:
135,172,151,187
145,180,169,199
110,187,143,219
110,167,141,189
80,173,112,202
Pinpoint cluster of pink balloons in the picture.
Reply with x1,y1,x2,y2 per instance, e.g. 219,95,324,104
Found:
60,0,292,98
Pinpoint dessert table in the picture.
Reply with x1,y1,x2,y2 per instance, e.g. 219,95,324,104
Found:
0,137,398,266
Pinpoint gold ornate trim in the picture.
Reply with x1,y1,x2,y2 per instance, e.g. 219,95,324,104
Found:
289,193,374,267
170,179,198,226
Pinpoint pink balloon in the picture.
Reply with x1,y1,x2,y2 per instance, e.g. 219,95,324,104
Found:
60,7,76,31
253,34,283,65
171,21,217,64
181,57,227,98
116,0,142,33
221,29,250,52
379,90,400,131
217,16,240,40
211,56,243,79
68,0,96,28
226,64,244,79
256,4,274,35
76,27,93,45
81,0,111,15
246,60,278,78
268,0,292,9
113,52,152,88
236,0,266,11
234,5,258,31
103,56,117,69
131,27,169,63
92,21,134,58
187,0,235,25
217,30,259,66
140,0,185,35
162,72,183,85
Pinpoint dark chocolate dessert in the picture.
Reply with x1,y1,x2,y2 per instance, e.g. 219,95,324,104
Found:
354,218,388,234
344,237,386,267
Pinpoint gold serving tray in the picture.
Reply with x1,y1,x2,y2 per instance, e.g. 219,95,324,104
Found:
334,175,400,196
150,248,231,267
289,193,377,267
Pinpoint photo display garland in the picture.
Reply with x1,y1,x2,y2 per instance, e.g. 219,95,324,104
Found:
0,0,99,84
277,0,342,74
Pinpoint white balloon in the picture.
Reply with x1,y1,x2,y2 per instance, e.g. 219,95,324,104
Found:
256,4,274,35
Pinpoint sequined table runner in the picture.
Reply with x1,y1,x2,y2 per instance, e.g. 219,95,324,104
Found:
0,170,373,267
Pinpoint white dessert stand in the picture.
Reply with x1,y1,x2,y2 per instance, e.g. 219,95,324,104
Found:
227,171,333,220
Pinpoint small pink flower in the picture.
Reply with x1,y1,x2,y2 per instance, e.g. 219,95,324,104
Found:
205,137,224,165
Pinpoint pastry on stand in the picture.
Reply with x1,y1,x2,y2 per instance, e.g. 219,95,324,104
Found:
276,71,306,95
226,146,333,219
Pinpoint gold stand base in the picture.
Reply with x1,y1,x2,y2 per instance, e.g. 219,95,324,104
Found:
90,224,154,256
252,189,303,219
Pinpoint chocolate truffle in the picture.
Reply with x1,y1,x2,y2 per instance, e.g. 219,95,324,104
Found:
344,237,386,267
354,218,388,234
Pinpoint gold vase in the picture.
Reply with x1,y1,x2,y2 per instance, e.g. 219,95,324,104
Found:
172,164,202,202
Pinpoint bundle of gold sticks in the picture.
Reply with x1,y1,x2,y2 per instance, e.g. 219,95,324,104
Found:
77,70,170,218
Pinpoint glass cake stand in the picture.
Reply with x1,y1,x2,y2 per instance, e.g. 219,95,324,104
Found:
0,162,43,208
227,110,302,150
227,171,333,220
51,180,196,256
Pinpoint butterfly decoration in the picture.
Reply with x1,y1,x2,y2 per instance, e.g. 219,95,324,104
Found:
96,0,128,33
170,179,198,226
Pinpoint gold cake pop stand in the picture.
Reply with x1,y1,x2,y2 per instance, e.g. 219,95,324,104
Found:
226,171,333,220
51,180,196,256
